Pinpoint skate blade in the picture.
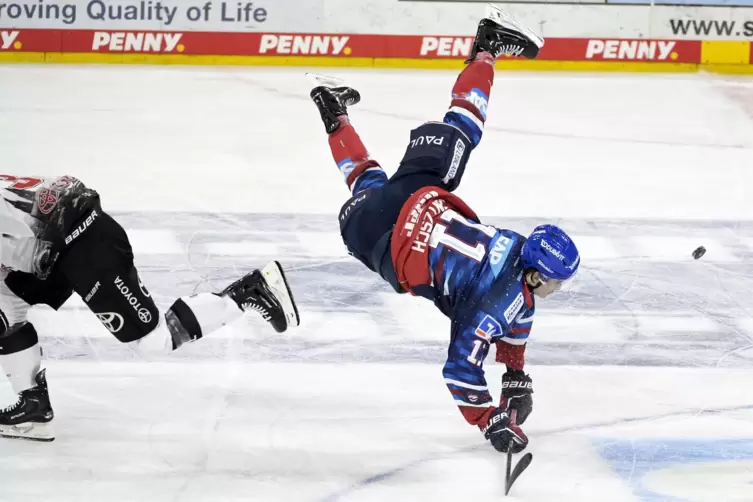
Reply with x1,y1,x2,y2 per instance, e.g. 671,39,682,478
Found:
484,4,544,48
306,72,346,89
261,261,300,330
0,421,55,442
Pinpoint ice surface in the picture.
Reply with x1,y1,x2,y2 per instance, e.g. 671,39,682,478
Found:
1,65,753,501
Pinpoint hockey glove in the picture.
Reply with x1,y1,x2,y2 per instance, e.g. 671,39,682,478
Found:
500,369,533,425
481,407,528,453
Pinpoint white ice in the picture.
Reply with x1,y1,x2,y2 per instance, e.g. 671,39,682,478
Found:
1,65,753,502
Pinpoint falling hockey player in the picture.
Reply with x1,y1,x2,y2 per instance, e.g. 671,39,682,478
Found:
309,7,580,454
0,174,300,441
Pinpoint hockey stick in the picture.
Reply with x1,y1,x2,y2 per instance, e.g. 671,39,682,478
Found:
505,439,513,489
504,451,533,496
504,411,534,496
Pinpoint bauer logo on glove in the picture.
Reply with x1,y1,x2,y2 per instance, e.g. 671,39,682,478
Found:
481,407,529,453
500,369,534,425
501,380,533,391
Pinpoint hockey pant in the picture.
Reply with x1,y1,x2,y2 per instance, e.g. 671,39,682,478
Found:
332,55,494,290
337,121,473,292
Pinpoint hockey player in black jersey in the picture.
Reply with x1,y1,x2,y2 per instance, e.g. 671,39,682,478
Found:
0,174,300,441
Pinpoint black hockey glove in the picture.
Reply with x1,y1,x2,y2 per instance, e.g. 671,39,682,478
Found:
481,407,528,453
500,369,533,425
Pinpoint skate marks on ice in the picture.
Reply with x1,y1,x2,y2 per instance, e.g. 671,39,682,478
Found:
317,407,753,502
2,362,752,502
34,211,753,368
227,70,753,151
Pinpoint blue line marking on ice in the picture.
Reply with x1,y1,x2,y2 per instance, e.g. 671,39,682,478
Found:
316,403,753,502
597,438,753,502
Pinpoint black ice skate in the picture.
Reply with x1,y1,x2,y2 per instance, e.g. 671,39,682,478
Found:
0,369,54,442
310,85,361,134
467,5,544,61
222,261,300,333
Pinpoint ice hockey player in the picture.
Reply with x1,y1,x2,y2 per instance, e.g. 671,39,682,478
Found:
310,8,579,454
0,174,300,441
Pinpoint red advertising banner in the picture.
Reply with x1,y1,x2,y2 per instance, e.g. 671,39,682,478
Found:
0,29,705,63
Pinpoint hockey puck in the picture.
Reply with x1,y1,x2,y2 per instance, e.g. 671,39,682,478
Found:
692,246,706,260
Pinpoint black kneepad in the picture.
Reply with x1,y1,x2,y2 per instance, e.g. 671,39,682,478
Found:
0,322,39,355
397,122,472,192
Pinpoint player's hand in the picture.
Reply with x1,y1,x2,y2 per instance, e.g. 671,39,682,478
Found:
480,407,528,453
500,369,533,425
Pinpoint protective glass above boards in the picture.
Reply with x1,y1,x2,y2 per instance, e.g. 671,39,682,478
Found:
400,0,753,6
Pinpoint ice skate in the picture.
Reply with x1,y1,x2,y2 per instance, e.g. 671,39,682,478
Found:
467,4,544,61
222,261,300,333
310,79,361,134
0,369,54,442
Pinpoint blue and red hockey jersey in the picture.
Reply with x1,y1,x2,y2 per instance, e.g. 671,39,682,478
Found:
391,187,535,426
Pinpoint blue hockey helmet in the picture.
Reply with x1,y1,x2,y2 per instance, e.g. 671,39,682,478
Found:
521,225,580,281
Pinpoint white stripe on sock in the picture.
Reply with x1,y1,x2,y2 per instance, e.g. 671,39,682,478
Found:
449,106,485,132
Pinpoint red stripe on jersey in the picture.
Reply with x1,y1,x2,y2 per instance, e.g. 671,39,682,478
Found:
522,280,534,308
511,327,531,334
460,404,496,427
390,187,479,295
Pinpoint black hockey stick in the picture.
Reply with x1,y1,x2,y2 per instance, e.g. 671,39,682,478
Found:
504,449,533,495
505,439,513,489
504,411,534,496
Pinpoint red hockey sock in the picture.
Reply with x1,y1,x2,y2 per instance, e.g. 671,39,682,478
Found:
328,116,384,192
449,52,496,124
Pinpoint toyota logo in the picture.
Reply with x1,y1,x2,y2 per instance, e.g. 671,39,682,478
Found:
138,308,152,324
96,312,124,333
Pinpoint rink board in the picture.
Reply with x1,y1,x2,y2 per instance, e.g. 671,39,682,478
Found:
0,29,752,72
